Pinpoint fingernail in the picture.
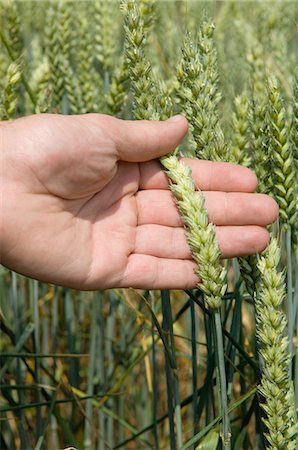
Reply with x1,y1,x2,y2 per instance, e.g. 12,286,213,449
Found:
167,114,185,123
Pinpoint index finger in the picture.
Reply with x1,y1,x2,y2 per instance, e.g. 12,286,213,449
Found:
139,158,258,192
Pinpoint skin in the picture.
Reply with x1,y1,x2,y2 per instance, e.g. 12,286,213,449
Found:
0,113,279,290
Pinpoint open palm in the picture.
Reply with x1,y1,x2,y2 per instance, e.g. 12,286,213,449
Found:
1,113,278,289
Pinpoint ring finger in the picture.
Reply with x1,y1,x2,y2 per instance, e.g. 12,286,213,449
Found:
134,224,270,259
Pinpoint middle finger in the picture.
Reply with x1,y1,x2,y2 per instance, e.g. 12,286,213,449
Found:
136,190,278,227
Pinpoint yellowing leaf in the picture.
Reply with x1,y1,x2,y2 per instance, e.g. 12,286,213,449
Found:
195,427,220,450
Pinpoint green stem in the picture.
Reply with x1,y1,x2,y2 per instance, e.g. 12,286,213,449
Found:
83,294,99,450
30,279,42,441
161,290,177,450
150,292,159,449
213,309,231,450
190,300,199,436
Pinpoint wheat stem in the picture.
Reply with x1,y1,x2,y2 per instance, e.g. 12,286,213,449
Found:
214,310,231,450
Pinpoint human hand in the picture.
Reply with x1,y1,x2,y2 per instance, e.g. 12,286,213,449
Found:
1,114,278,290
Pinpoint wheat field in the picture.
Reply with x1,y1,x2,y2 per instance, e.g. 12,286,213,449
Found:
0,1,297,449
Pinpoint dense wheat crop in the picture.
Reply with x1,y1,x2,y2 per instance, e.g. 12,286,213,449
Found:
0,1,297,449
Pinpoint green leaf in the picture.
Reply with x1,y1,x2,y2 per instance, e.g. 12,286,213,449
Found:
179,386,257,450
195,427,220,450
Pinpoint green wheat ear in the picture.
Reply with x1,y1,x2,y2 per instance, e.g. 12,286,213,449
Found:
291,70,298,248
1,0,23,59
268,75,297,230
229,92,251,167
0,61,21,120
75,12,99,114
292,70,298,169
247,43,272,195
107,61,129,116
238,254,259,299
94,0,118,74
161,155,227,310
45,1,82,114
31,58,50,114
256,239,298,450
176,27,225,161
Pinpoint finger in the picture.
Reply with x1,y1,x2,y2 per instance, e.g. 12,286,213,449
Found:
90,114,189,162
120,254,199,289
136,190,279,227
140,158,258,192
134,224,270,259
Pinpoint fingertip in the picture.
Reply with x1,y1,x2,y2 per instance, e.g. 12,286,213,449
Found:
257,227,271,253
166,114,189,130
162,114,189,148
115,115,189,162
243,226,270,255
168,115,189,140
253,193,279,225
232,165,258,192
265,195,279,224
246,168,258,192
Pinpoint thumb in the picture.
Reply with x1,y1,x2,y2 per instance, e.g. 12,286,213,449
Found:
98,114,189,162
